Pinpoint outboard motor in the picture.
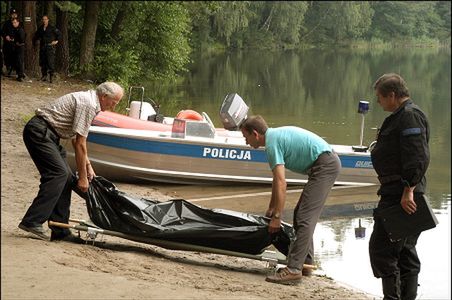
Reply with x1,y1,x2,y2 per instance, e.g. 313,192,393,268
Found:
219,93,249,131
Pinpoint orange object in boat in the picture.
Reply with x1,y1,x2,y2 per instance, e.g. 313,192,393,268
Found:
176,109,203,121
92,111,172,131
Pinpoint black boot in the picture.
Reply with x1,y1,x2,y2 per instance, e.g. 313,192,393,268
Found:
401,275,418,300
49,74,53,83
382,275,401,300
40,74,47,81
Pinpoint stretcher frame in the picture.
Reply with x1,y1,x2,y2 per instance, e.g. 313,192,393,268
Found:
49,219,316,270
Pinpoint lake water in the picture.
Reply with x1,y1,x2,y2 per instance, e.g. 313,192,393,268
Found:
139,47,451,299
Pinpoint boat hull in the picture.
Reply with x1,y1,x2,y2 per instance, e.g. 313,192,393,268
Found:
64,127,378,186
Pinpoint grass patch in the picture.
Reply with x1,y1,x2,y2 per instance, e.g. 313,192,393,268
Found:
20,113,34,127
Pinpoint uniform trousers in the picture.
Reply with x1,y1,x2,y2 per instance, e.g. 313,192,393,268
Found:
369,194,422,300
39,45,56,77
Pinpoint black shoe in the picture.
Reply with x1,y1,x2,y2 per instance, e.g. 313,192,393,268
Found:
51,232,85,244
16,77,23,82
18,223,49,240
49,75,53,83
40,75,47,81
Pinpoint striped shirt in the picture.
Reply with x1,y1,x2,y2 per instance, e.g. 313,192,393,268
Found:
35,90,101,138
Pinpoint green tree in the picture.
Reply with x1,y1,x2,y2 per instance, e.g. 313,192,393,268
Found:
211,1,252,47
268,2,309,47
185,1,222,50
303,2,373,44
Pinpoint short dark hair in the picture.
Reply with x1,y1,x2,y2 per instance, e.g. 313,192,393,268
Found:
373,73,410,98
240,115,268,135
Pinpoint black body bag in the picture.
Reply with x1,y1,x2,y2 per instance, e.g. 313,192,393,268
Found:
74,176,295,255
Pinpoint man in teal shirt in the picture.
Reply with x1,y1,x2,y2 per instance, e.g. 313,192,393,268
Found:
241,115,341,285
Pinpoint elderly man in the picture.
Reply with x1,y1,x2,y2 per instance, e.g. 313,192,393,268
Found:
240,115,341,285
18,82,124,241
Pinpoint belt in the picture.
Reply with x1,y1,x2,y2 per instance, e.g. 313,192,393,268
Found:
378,174,401,184
36,115,60,138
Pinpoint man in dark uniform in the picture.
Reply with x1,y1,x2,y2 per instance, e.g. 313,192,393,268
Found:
369,73,430,300
1,8,19,76
33,15,61,83
11,18,25,81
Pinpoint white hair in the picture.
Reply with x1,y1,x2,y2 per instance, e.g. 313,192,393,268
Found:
96,82,124,98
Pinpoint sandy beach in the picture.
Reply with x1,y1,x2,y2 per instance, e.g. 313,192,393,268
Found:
1,77,373,299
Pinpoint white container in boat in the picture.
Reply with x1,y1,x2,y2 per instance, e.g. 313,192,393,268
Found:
129,101,156,120
162,117,174,125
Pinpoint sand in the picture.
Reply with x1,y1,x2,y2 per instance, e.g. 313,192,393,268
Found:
1,76,373,299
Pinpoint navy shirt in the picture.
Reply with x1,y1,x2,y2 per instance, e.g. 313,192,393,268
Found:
371,99,430,197
33,24,61,48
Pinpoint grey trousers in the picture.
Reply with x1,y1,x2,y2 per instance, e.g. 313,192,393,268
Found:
287,151,341,269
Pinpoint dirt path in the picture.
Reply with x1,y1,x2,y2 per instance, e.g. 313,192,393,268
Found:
1,77,372,299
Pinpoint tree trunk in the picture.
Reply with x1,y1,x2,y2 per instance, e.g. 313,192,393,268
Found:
110,1,130,40
260,6,274,32
55,7,69,77
22,1,40,78
6,1,11,20
79,1,100,73
45,1,56,23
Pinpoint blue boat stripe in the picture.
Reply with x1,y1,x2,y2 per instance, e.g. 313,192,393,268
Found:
89,133,267,162
88,133,373,169
402,128,421,136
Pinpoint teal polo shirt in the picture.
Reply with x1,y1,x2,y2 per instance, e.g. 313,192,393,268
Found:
265,126,332,174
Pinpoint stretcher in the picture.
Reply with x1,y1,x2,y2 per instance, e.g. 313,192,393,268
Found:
49,219,316,270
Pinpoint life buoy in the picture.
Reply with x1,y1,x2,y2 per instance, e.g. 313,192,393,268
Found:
176,109,203,121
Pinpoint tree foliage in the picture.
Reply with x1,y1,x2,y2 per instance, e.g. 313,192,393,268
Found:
3,0,450,86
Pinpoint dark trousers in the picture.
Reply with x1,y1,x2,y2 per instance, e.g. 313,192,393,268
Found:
21,116,73,235
14,46,24,78
369,194,421,300
39,45,56,76
2,41,14,70
287,151,341,269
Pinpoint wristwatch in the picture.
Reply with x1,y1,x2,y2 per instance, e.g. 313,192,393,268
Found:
273,212,281,219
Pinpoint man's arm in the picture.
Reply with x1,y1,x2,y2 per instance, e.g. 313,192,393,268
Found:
72,134,89,192
268,164,286,233
400,111,430,214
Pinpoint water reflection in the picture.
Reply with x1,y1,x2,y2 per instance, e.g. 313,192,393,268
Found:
142,47,450,209
136,47,450,299
316,203,451,300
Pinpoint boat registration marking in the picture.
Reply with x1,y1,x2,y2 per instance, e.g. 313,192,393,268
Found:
203,147,251,160
354,161,373,168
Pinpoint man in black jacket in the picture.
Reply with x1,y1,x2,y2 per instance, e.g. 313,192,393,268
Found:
1,8,19,76
369,73,430,300
11,18,25,81
33,15,61,83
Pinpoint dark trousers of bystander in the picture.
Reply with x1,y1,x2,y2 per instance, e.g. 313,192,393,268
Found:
39,45,56,78
369,194,422,300
14,45,24,79
2,42,15,72
21,116,73,237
